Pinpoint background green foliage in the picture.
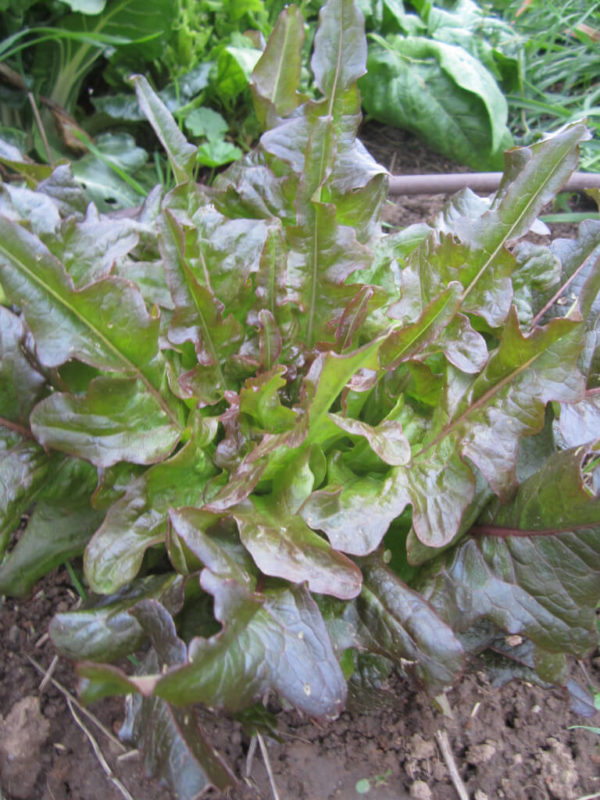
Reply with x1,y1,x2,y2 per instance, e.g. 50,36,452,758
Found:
498,0,600,172
1,0,597,213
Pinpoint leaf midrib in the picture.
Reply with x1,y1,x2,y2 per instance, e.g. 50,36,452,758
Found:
270,13,297,113
462,137,578,303
327,15,344,118
164,211,227,391
0,233,181,429
414,349,545,460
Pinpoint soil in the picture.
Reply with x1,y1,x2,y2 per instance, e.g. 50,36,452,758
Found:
1,123,600,800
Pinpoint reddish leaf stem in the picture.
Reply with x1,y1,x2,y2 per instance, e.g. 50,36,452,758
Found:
0,415,34,439
471,522,595,538
530,246,600,327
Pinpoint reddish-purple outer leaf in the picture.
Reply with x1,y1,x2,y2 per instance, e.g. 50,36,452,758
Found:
131,75,197,184
85,441,217,594
419,446,600,657
311,0,367,111
153,574,347,718
0,217,161,374
353,561,465,694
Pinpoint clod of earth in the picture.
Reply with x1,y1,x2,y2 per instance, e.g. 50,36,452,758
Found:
0,696,50,800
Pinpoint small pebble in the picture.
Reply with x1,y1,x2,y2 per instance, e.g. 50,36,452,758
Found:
467,740,497,765
410,780,433,800
505,635,523,647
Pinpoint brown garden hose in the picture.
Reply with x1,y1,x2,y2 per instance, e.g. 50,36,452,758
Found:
106,171,600,219
388,171,600,195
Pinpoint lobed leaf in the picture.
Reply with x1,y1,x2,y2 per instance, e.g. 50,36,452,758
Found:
305,310,585,552
494,123,591,242
233,496,363,599
1,2,597,785
0,217,164,378
286,123,373,344
169,506,257,588
56,207,140,288
85,441,218,594
238,367,297,433
511,241,561,325
0,183,61,237
50,575,184,661
395,123,590,331
119,602,239,799
300,470,409,556
0,458,102,597
311,0,367,116
404,311,584,544
448,311,585,498
154,573,347,718
381,282,463,368
37,165,88,219
80,564,347,720
160,209,244,389
0,435,52,557
122,691,238,799
31,377,181,468
0,306,47,425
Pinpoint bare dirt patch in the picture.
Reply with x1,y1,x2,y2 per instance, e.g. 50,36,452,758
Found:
1,572,599,800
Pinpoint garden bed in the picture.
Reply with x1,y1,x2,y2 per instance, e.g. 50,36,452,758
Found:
1,564,599,800
1,122,599,800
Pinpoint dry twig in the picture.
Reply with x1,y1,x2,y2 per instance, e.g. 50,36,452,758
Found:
245,735,258,778
38,654,59,692
66,697,138,800
27,655,127,754
435,729,470,800
257,733,281,800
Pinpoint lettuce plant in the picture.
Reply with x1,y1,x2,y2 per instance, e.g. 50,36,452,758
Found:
0,1,599,796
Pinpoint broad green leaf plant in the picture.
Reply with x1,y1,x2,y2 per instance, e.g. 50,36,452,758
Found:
357,0,521,169
1,1,599,795
0,0,268,203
